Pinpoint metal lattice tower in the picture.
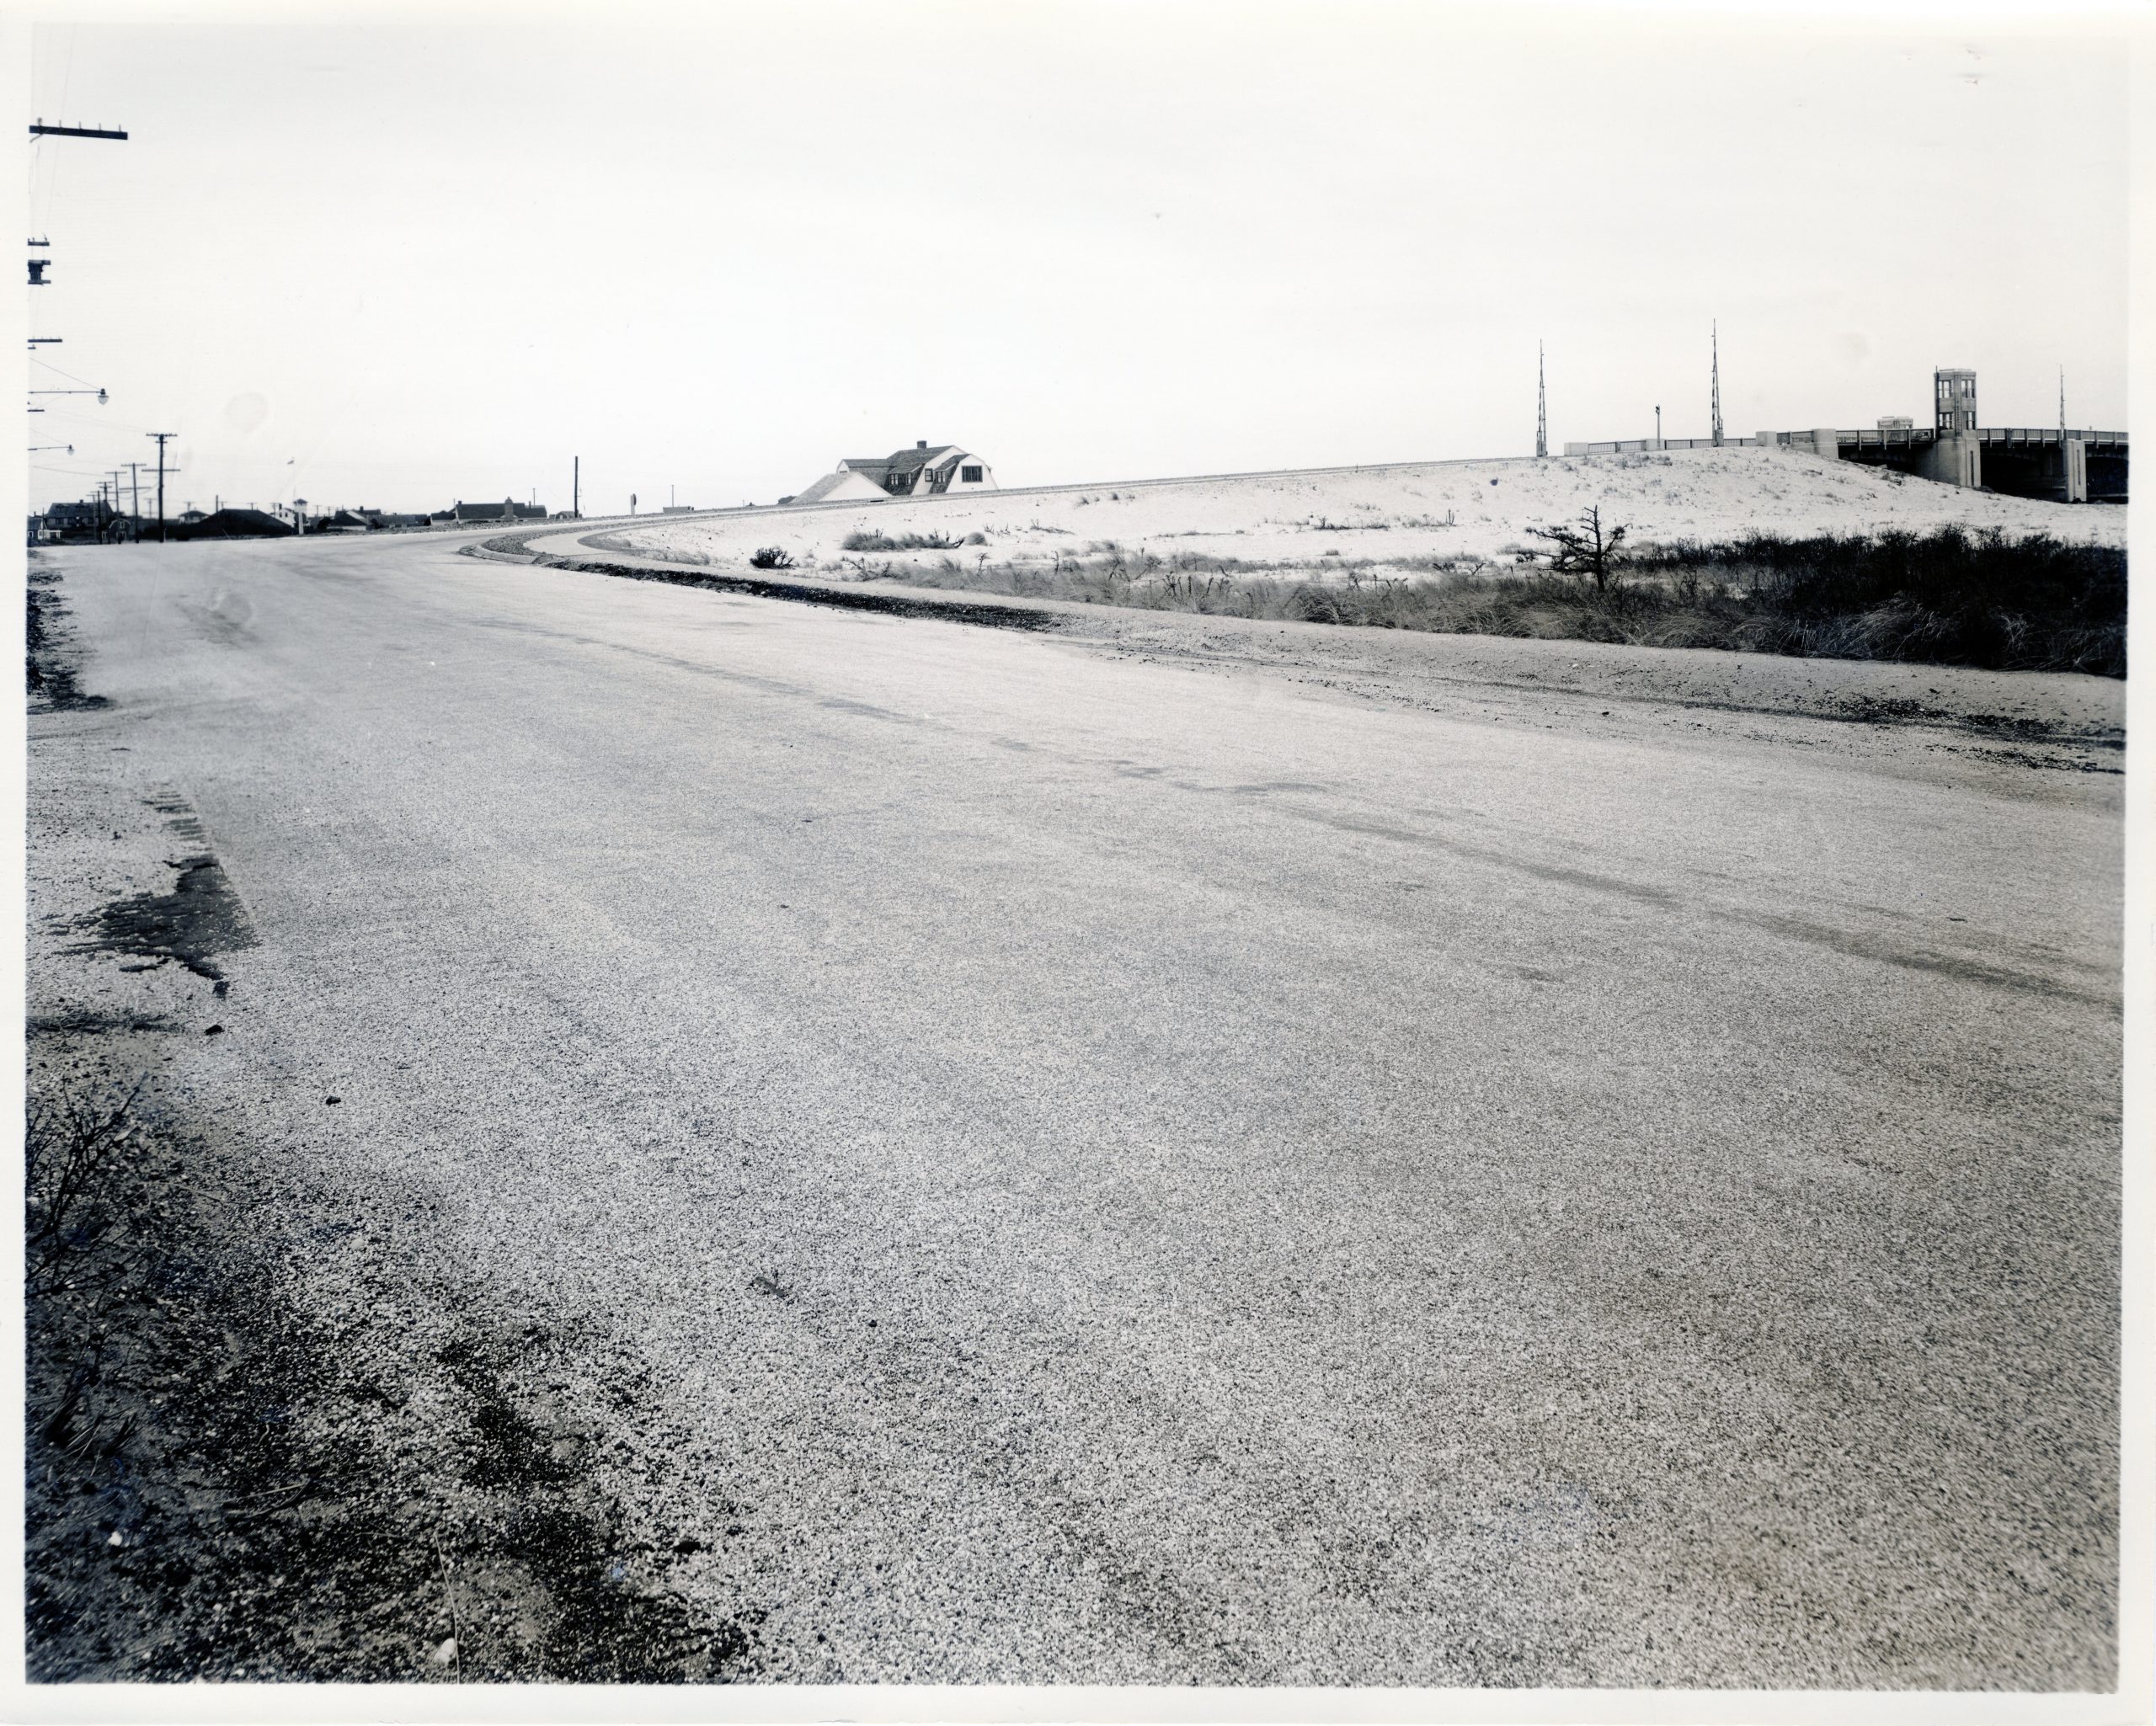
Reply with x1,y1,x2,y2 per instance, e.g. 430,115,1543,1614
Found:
1710,321,1724,448
1535,342,1548,459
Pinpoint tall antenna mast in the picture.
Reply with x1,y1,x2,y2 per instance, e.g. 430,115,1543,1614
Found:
1710,320,1724,448
1535,341,1548,459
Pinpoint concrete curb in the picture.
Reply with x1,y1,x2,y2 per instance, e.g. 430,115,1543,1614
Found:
528,554,1070,633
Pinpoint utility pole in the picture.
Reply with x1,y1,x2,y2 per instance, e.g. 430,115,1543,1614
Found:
148,432,176,541
573,455,579,519
1654,405,1662,449
27,120,125,379
128,461,142,519
1710,321,1724,448
1535,342,1547,459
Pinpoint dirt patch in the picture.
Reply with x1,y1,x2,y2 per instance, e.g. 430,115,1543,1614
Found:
24,1029,766,1682
27,563,110,712
68,852,257,986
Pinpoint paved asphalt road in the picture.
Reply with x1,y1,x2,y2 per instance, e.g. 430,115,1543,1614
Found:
30,533,2121,1686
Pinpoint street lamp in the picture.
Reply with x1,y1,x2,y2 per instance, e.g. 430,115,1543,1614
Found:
1654,405,1662,449
29,444,73,453
28,386,106,403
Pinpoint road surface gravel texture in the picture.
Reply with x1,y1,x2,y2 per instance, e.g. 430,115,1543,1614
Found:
26,532,2121,1687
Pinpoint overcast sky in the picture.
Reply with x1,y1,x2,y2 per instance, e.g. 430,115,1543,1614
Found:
23,3,2129,517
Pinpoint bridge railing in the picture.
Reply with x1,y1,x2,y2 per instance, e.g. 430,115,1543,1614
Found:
1971,427,2127,449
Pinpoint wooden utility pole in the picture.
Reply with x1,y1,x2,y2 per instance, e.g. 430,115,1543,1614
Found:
128,461,142,519
573,455,579,519
148,432,176,541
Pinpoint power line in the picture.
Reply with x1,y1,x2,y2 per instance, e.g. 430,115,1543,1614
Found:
29,354,99,388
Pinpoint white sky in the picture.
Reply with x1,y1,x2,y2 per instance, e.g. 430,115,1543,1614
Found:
21,3,2131,517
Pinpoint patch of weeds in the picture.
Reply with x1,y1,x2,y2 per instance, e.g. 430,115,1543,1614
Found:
25,1047,766,1682
852,526,2127,675
841,530,963,552
27,564,109,712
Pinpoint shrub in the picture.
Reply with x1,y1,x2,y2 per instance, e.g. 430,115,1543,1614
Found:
839,530,962,553
748,546,794,570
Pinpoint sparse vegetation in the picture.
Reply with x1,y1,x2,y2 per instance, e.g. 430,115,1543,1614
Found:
747,546,794,570
860,526,2124,675
1526,505,1628,593
24,1051,764,1681
840,530,963,552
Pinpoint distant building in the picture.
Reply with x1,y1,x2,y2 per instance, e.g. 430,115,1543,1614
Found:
170,508,294,541
448,498,549,525
790,441,995,505
35,500,134,544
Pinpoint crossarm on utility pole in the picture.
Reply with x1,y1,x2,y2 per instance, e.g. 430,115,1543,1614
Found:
147,433,177,541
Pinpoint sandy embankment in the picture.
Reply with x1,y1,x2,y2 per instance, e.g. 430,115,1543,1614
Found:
593,445,2123,586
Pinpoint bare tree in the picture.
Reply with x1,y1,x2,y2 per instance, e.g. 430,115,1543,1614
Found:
1526,504,1628,592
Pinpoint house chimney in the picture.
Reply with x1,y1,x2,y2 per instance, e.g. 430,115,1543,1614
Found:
917,440,926,450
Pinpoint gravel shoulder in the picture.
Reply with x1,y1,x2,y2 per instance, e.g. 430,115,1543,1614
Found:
504,529,2126,784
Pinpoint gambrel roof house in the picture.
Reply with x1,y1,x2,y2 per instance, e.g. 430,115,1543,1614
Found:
791,442,995,505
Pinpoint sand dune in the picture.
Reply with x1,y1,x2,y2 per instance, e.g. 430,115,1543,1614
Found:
611,445,2122,580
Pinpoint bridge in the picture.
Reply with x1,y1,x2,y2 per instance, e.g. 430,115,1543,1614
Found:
1561,426,2126,504
1561,365,2126,503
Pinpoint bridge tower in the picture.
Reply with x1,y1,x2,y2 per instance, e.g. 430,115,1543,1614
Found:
1924,369,1982,489
1935,367,1978,433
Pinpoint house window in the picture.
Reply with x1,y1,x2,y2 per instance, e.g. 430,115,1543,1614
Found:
961,465,983,483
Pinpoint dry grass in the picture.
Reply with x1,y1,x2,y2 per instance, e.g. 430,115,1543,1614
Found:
867,527,2124,677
